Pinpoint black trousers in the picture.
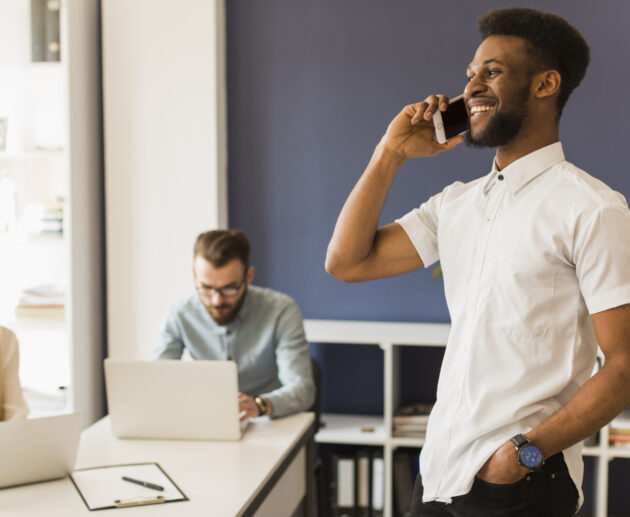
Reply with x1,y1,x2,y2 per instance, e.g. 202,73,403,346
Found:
410,453,579,517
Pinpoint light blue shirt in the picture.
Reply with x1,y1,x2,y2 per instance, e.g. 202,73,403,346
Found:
155,285,315,418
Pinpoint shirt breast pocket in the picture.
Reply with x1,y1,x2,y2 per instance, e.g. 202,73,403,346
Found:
482,248,557,343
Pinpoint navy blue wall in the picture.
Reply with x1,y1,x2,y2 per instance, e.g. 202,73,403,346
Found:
226,0,630,394
227,0,630,323
227,2,630,514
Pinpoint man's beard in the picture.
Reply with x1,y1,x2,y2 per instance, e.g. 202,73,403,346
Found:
465,87,529,148
207,289,247,325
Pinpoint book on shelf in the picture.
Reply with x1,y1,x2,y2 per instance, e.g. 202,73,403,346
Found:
15,283,65,318
610,408,630,430
22,202,64,235
393,450,414,517
609,433,630,444
395,402,434,417
393,423,427,432
327,448,384,517
338,456,355,516
357,451,370,516
372,452,384,516
609,407,630,444
393,402,434,438
393,430,427,439
393,415,430,425
18,284,65,306
15,304,65,319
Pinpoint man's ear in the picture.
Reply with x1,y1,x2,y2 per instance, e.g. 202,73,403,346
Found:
533,69,561,100
246,265,255,285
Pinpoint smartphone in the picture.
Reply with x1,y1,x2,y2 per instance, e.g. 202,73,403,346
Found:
432,95,469,144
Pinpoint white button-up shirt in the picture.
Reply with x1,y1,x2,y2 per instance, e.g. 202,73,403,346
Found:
397,142,630,505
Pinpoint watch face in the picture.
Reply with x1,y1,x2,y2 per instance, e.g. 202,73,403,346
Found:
519,444,543,468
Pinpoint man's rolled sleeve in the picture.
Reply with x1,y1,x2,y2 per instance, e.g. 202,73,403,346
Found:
264,301,315,418
154,309,185,359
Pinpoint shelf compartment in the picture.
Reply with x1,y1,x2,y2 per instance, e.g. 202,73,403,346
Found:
316,413,385,445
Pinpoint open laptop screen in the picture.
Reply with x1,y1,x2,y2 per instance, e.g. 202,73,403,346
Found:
104,359,244,441
0,413,82,489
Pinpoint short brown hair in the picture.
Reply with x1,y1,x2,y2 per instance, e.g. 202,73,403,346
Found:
193,229,250,268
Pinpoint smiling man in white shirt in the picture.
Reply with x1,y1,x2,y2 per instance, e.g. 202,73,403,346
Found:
326,7,630,517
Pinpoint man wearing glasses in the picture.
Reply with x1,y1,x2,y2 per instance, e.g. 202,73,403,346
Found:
155,229,315,420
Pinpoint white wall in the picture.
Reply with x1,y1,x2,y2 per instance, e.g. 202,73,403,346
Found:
0,0,30,66
102,0,228,359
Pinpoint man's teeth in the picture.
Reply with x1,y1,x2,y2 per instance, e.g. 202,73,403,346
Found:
470,105,494,115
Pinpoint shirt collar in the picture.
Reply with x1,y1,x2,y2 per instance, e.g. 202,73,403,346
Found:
483,142,565,196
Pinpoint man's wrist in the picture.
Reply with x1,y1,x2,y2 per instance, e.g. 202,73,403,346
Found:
512,433,545,471
253,396,269,416
374,141,407,171
523,431,552,460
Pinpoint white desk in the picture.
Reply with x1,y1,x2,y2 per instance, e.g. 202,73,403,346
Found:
1,412,315,517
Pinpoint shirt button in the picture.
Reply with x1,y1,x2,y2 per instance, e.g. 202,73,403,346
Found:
497,174,504,181
227,355,232,361
226,330,232,336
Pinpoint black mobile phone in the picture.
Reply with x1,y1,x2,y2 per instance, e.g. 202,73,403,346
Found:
432,95,469,143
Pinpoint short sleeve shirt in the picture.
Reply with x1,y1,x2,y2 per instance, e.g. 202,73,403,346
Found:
396,142,630,505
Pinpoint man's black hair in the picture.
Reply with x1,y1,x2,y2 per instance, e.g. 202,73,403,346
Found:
478,8,590,117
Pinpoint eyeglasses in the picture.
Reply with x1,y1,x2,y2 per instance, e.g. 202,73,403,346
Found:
196,275,246,298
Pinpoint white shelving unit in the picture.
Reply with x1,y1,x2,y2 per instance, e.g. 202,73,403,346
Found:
304,319,625,517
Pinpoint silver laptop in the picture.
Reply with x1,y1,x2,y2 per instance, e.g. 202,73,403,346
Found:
104,359,246,441
0,413,82,489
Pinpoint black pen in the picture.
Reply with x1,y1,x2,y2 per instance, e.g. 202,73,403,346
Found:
121,476,164,491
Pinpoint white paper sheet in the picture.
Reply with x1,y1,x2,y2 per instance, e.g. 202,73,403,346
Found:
71,463,187,510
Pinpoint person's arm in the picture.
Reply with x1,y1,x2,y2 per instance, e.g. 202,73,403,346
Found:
153,310,185,360
259,301,315,419
325,95,463,283
1,329,29,421
478,303,630,483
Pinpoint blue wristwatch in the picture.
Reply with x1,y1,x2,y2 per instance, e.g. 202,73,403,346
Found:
511,434,544,471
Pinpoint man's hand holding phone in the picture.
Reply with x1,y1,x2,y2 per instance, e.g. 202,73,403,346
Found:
380,94,465,161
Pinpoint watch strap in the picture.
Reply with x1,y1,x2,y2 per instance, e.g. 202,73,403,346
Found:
254,396,268,416
511,433,528,448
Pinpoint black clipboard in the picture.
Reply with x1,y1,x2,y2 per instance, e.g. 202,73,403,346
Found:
70,462,189,511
